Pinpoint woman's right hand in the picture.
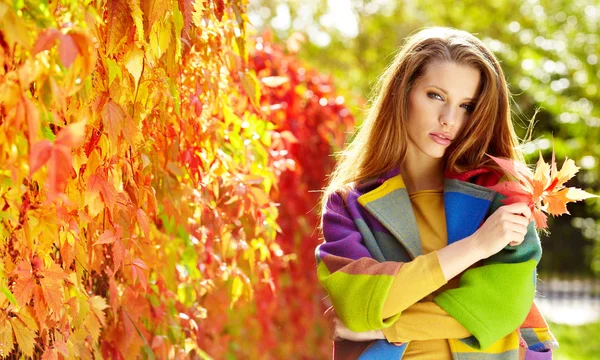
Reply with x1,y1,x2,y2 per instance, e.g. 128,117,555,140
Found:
469,202,532,259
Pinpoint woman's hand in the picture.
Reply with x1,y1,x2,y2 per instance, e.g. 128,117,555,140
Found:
325,306,385,342
469,202,532,259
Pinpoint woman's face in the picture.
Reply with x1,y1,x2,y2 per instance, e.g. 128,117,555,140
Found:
406,61,481,160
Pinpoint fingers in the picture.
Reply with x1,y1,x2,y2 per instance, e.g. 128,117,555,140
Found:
503,213,529,228
505,202,532,220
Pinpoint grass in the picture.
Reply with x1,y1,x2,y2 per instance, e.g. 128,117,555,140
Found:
548,321,600,360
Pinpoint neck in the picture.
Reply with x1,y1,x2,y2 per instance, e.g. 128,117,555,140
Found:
400,158,444,194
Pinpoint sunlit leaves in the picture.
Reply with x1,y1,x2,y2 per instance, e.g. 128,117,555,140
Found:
0,0,348,358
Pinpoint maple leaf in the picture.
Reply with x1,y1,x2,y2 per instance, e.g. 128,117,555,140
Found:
87,173,118,212
113,238,127,270
130,257,148,290
102,100,126,145
11,260,34,306
29,139,53,176
106,0,133,55
38,262,68,315
41,348,58,360
137,208,150,238
89,295,109,326
9,307,38,358
0,319,15,356
487,149,598,229
30,121,87,199
94,226,123,245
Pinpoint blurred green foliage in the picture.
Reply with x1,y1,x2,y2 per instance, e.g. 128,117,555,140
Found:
248,0,600,274
549,321,600,359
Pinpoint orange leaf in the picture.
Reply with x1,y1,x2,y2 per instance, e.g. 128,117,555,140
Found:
87,173,118,211
41,348,58,360
58,33,80,68
137,208,150,238
11,260,34,307
112,239,126,271
131,258,148,290
18,95,40,145
38,263,67,315
32,29,61,54
532,208,548,229
102,100,126,144
68,31,97,76
54,121,87,148
29,139,52,176
94,227,122,245
544,188,570,216
32,286,48,323
47,144,76,199
106,0,133,55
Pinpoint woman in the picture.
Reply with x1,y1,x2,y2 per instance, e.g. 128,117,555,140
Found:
316,27,559,359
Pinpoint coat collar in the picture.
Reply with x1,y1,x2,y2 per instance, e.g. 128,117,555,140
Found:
357,170,499,259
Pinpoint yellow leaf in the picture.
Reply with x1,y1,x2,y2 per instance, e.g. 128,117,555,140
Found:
127,0,145,42
9,316,37,358
84,312,102,343
249,186,269,207
566,188,599,201
106,0,133,55
88,296,108,332
192,0,206,26
555,157,579,188
106,58,122,87
124,47,145,90
0,321,15,356
231,276,243,305
533,150,550,199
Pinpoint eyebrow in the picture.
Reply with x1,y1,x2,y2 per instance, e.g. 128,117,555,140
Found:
429,85,477,102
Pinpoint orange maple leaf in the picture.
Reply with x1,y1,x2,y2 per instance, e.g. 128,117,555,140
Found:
487,149,598,229
29,121,87,200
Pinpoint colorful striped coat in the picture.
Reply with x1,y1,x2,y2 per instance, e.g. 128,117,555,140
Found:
316,168,558,359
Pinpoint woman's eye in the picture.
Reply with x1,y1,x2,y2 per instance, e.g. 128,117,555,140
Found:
427,92,443,100
462,104,475,113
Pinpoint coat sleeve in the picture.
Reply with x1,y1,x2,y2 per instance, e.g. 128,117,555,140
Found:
382,301,471,342
433,192,542,350
316,192,447,332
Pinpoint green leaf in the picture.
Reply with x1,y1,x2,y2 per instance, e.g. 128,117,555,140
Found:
107,57,122,86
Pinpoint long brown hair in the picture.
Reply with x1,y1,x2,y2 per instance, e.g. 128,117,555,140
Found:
322,27,525,209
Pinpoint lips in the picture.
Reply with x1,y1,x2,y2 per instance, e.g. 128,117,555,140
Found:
429,133,451,146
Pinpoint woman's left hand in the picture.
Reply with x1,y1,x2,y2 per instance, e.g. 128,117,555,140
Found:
325,306,385,342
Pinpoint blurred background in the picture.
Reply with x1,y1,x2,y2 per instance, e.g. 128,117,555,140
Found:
247,0,600,359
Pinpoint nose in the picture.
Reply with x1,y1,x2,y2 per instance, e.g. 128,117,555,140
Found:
439,105,457,127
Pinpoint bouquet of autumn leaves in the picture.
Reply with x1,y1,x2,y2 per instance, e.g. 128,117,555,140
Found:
487,150,598,230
